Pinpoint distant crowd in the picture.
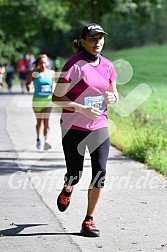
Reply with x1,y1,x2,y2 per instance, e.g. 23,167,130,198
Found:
0,54,60,93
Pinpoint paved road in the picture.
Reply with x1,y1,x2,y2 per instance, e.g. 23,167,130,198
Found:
0,86,167,252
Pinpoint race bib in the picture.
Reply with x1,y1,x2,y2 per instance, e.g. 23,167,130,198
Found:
20,65,26,71
84,95,106,111
38,85,51,95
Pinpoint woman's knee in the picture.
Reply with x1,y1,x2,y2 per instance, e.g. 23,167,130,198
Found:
64,171,83,186
43,118,50,128
36,118,43,127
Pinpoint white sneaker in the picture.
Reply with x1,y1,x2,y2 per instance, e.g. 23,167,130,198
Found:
44,142,51,150
36,139,42,150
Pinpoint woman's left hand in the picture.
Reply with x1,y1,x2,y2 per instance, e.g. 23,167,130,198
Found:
104,91,117,104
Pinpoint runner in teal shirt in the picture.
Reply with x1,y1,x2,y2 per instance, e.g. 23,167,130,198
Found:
26,54,56,150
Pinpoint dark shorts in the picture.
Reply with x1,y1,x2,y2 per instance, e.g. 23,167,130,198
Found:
6,73,13,84
62,128,110,188
19,72,28,80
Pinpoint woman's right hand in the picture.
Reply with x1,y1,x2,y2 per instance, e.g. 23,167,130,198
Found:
26,85,31,93
78,105,102,119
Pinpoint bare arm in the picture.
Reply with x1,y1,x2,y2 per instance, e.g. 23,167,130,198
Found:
52,78,76,111
51,70,56,93
25,72,34,92
52,78,102,119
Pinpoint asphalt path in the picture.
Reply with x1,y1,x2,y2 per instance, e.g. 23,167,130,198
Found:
0,85,167,252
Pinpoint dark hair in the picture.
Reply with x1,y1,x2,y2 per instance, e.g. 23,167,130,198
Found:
34,54,48,68
72,39,85,53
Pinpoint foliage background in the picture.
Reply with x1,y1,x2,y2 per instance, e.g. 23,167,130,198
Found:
0,0,166,62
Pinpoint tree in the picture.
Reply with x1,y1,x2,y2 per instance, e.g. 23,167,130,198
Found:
0,0,166,62
0,0,71,61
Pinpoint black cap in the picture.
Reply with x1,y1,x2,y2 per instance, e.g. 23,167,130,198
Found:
82,23,108,39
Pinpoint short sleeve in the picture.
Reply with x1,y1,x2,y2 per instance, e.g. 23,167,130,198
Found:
60,60,84,87
109,63,117,84
60,64,78,84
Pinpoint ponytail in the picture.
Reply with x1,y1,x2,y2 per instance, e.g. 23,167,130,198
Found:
72,39,85,53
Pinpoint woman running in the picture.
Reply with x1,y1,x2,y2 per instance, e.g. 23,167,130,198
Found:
26,54,56,150
52,23,118,237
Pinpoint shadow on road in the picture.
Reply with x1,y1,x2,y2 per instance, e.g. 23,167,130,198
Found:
0,148,131,176
0,223,81,237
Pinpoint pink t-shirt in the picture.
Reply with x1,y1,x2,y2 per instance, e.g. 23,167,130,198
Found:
60,52,117,131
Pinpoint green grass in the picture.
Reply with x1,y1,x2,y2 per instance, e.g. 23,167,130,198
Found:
103,44,167,175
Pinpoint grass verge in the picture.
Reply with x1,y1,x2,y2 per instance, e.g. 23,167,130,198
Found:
104,44,167,175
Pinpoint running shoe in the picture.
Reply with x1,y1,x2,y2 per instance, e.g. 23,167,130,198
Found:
36,139,42,150
80,219,100,237
44,142,52,150
57,186,73,212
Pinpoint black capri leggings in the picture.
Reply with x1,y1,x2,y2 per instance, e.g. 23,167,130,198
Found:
62,127,110,188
